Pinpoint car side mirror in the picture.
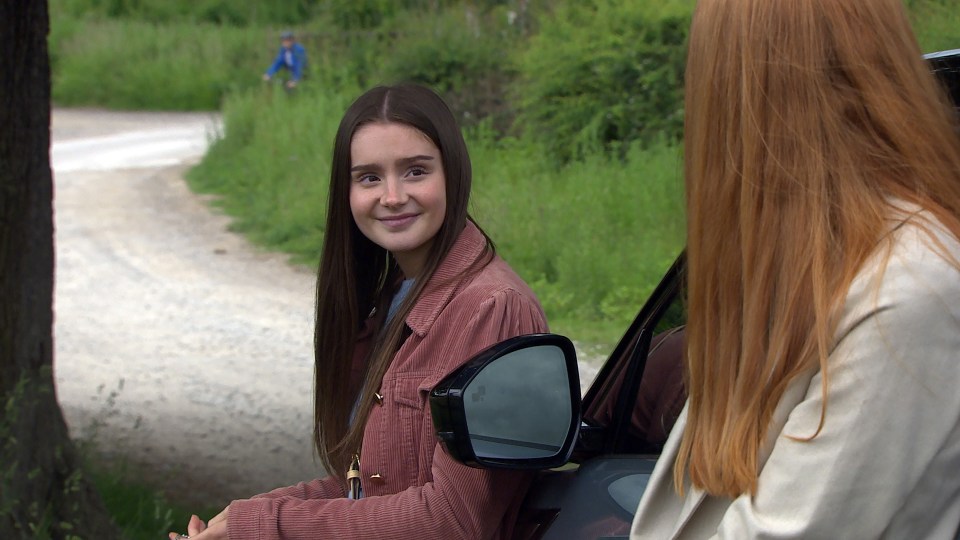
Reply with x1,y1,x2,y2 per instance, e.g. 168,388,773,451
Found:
430,333,581,469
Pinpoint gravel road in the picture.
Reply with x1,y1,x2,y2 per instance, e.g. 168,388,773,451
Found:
52,109,320,508
50,109,600,509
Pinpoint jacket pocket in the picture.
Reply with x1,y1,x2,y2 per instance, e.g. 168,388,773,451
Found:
372,374,428,491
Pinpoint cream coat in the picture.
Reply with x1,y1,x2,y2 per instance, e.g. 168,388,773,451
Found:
631,215,960,539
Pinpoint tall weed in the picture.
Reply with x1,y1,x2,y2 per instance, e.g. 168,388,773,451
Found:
187,83,361,260
469,132,685,334
51,19,269,110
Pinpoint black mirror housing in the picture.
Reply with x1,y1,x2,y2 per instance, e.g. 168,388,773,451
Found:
430,333,581,470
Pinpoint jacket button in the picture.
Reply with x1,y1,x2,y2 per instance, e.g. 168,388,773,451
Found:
374,392,384,405
370,473,383,480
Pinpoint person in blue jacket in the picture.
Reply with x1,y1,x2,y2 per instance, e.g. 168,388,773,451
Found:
263,31,307,89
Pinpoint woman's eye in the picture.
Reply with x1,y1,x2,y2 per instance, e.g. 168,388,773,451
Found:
357,174,379,184
408,166,428,178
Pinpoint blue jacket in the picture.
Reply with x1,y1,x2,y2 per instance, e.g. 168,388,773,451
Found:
265,43,307,81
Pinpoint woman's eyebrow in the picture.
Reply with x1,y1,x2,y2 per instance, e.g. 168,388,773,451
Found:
350,162,380,173
350,155,435,173
396,155,436,166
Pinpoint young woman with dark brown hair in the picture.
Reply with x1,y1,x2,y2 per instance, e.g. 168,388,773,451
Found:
172,83,546,539
632,0,960,537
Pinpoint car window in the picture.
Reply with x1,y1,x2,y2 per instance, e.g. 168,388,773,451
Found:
927,49,960,114
580,254,687,456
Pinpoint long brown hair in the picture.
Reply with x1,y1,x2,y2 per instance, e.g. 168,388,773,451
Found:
679,0,960,498
313,84,493,478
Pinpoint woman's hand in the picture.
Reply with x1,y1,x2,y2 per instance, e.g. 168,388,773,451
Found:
168,513,204,539
168,508,227,540
190,518,227,540
206,507,228,528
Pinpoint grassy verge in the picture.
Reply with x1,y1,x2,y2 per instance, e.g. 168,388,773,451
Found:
909,0,960,54
88,461,220,540
469,132,685,349
50,17,276,110
187,83,360,258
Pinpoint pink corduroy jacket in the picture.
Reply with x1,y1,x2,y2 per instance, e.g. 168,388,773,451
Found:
228,222,548,540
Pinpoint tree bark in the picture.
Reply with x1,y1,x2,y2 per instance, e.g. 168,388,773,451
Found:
0,1,120,537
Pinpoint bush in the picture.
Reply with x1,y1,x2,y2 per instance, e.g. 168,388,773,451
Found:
320,0,401,30
514,0,692,161
49,0,322,26
377,6,521,132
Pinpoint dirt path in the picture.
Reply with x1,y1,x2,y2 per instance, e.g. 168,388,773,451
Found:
52,109,321,508
51,109,601,510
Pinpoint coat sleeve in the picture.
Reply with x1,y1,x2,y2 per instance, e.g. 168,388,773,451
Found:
248,475,345,501
291,45,306,81
708,247,960,538
264,49,284,77
227,288,549,540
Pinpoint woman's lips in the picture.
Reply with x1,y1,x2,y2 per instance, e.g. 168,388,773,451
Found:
378,213,419,229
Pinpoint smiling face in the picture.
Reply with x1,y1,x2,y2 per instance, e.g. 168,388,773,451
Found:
349,122,447,278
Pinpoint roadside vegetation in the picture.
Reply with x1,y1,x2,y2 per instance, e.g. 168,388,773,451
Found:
87,460,219,539
48,0,960,532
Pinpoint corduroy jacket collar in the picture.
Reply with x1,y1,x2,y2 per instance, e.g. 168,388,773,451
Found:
405,220,489,338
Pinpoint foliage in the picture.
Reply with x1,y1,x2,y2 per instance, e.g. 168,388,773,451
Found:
49,0,322,26
1,370,98,539
187,84,359,261
87,460,220,540
319,0,401,30
513,0,692,161
469,132,685,331
908,0,960,54
377,6,520,131
50,19,268,110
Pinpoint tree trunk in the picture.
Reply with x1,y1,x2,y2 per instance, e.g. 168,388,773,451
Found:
0,1,120,537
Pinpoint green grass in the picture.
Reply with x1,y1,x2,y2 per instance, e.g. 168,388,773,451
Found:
88,461,220,540
186,83,361,259
469,132,685,343
909,0,960,54
50,17,279,110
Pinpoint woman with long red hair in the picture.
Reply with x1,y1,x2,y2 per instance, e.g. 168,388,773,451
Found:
633,0,960,537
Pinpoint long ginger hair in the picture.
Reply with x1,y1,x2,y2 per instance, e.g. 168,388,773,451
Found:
678,0,960,498
313,84,493,478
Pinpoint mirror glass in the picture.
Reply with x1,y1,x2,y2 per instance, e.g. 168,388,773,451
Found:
463,344,573,460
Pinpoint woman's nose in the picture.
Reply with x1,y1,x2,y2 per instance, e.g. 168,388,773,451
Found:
380,177,407,207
